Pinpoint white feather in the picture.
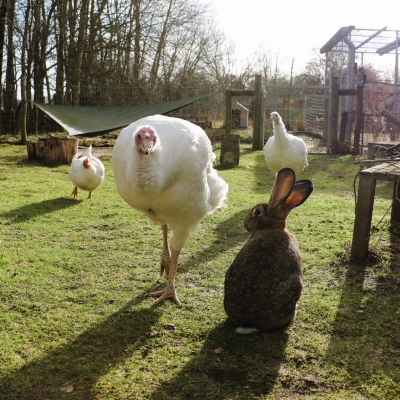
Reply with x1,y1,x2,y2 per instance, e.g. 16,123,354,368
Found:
264,111,308,175
112,115,228,251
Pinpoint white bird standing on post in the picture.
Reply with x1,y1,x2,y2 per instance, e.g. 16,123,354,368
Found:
264,111,308,175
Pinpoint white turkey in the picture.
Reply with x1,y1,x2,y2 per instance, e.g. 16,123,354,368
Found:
112,115,228,305
69,145,105,199
264,111,308,175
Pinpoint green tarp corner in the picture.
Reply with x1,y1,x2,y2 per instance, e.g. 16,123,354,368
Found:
33,93,210,136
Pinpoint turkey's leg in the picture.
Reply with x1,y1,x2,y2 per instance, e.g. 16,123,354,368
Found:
71,187,78,198
147,247,181,305
159,224,171,278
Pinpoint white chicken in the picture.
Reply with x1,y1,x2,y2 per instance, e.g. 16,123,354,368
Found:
264,111,308,175
112,115,228,305
69,145,105,199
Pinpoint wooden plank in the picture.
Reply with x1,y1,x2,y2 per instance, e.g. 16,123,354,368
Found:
351,175,377,260
353,84,363,154
330,77,339,154
225,90,232,135
339,89,358,96
252,74,263,150
360,163,400,180
230,89,255,96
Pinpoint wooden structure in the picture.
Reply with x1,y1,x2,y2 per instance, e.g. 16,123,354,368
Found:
351,163,400,261
231,102,249,128
220,74,265,165
367,141,399,157
27,137,78,165
328,71,365,155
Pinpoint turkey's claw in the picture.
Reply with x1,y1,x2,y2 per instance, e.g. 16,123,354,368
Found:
147,284,180,305
71,187,78,198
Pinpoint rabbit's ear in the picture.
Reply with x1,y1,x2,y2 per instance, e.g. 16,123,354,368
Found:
269,168,295,207
284,179,314,210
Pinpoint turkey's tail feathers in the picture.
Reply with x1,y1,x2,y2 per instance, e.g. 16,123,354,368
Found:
72,145,92,161
206,154,228,213
207,169,228,212
236,327,259,335
81,145,93,157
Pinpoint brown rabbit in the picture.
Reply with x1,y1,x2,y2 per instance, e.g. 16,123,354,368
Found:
224,168,313,334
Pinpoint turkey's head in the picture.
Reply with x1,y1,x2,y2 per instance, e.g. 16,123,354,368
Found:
135,126,158,156
82,158,91,169
270,112,282,126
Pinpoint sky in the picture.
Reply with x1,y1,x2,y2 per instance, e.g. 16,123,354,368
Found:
203,0,399,75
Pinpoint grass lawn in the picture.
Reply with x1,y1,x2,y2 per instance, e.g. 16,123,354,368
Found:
1,141,400,399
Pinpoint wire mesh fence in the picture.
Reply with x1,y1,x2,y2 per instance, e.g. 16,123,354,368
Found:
2,82,398,158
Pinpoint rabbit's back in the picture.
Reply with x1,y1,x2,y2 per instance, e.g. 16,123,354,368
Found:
224,229,302,331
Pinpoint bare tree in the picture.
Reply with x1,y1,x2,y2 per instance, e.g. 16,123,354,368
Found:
4,0,17,133
0,0,7,114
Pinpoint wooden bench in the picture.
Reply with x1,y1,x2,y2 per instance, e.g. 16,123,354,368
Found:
351,162,400,260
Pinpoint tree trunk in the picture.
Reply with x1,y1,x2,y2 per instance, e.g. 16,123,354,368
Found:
55,0,68,105
132,0,141,83
149,0,173,88
0,0,7,120
67,0,90,105
27,137,78,165
4,0,16,134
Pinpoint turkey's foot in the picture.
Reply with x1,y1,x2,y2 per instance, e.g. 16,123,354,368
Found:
86,191,92,200
147,284,180,305
71,187,78,198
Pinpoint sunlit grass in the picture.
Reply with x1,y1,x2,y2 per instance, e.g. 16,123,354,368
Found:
1,142,400,399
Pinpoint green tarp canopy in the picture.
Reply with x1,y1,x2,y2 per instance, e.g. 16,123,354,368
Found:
33,93,210,136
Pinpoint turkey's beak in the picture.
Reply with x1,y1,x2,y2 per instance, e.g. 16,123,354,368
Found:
140,140,154,156
137,131,157,156
271,115,279,124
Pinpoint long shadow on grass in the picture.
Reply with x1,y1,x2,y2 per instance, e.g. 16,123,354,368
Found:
0,299,161,399
148,321,289,399
1,197,80,222
323,239,400,392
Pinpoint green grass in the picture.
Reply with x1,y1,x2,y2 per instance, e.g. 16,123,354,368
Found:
1,142,400,399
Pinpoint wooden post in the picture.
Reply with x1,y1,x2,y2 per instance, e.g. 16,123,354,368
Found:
252,74,263,150
353,87,364,155
225,89,232,135
330,77,339,155
220,89,240,165
392,181,400,223
298,99,305,131
261,93,266,143
220,134,240,165
351,175,376,261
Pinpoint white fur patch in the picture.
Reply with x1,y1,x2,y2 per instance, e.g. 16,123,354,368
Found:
235,327,259,335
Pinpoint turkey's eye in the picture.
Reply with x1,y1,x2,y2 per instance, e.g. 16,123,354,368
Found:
138,134,141,139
